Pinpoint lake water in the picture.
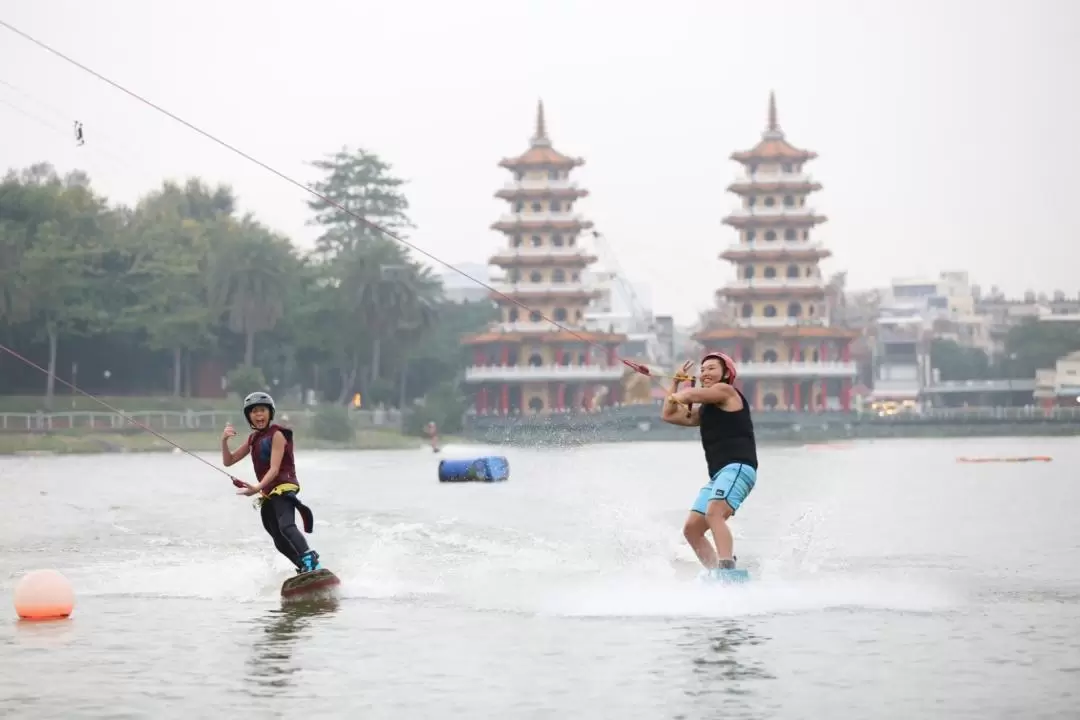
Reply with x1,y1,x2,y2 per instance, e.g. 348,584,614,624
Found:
1,436,1079,719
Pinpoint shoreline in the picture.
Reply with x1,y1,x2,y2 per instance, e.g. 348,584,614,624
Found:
5,421,1076,457
0,430,451,456
462,423,1080,447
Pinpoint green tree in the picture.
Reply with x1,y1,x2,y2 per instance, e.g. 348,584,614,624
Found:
0,221,30,329
399,298,498,431
0,165,114,408
306,147,412,257
304,148,442,404
342,241,441,399
399,298,498,402
0,153,487,415
269,257,351,400
1001,321,1080,377
930,339,991,381
404,379,469,435
117,180,232,395
208,215,299,367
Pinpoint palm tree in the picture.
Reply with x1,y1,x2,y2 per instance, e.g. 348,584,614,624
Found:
209,215,298,367
333,238,442,400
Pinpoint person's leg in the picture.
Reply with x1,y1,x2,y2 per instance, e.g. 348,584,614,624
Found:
704,501,735,566
705,464,757,567
260,499,303,569
271,493,320,572
684,486,718,569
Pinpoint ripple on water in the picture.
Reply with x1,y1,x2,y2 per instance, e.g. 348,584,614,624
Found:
2,439,1079,718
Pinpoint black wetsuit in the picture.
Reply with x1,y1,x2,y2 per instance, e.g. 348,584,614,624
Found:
248,425,315,569
260,494,312,569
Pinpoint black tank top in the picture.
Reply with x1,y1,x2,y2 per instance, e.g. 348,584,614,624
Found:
699,388,758,477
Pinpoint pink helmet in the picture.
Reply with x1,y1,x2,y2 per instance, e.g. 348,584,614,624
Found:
701,351,738,384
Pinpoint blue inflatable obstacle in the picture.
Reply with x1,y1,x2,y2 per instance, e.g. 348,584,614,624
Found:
437,456,510,483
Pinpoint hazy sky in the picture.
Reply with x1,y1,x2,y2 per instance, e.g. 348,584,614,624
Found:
1,0,1077,324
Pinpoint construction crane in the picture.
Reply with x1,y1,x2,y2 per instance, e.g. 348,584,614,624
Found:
586,229,652,332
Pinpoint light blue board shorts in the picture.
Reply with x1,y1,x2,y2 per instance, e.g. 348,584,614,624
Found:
691,463,757,516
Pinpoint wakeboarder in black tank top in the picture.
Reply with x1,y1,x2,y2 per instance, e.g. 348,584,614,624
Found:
660,352,759,576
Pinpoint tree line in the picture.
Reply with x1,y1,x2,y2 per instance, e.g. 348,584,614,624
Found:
0,148,497,427
930,322,1080,383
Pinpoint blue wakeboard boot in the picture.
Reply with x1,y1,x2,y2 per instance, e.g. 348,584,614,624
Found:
299,550,321,574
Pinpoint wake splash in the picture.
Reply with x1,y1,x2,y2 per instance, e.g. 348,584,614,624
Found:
531,570,962,619
68,510,964,620
68,539,295,603
321,516,964,620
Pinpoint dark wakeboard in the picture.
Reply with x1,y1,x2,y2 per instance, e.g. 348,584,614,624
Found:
281,568,341,600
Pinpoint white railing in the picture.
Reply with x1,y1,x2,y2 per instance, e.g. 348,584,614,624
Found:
721,240,826,254
490,247,594,261
731,172,815,185
490,282,596,296
736,361,858,378
495,212,587,225
496,321,558,333
723,277,826,290
465,364,624,382
501,178,578,191
464,403,1080,421
927,379,1038,392
726,206,817,219
731,316,832,329
0,408,403,433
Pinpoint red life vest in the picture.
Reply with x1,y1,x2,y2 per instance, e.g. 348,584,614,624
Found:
247,424,298,493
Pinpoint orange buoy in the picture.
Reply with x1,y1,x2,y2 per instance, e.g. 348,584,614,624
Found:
13,569,75,620
956,456,1053,464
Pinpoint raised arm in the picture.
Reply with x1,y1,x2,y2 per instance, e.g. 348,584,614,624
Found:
221,423,251,467
662,395,701,426
660,362,701,427
671,383,738,409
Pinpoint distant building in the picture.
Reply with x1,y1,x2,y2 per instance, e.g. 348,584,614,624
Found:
869,271,996,404
581,269,647,335
883,271,992,355
582,269,666,367
460,102,626,415
439,263,494,304
976,288,1080,352
1035,350,1080,408
870,304,931,404
851,275,1080,407
653,315,676,367
694,92,858,411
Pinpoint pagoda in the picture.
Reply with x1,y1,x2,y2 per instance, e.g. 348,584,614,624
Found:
695,92,858,412
462,102,626,415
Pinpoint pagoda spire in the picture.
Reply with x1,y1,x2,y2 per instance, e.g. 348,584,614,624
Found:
531,99,551,147
765,90,782,139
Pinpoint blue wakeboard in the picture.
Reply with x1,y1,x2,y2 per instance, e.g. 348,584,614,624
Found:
699,568,750,585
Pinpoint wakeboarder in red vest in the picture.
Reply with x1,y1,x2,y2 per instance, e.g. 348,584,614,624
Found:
221,391,321,574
